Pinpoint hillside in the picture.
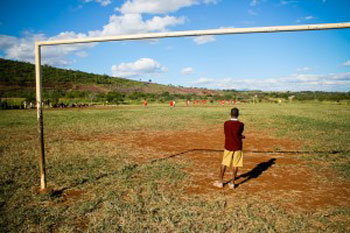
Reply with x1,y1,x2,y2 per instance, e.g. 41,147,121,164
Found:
0,58,349,107
0,58,216,98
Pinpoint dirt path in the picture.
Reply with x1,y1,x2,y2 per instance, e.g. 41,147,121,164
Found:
131,128,350,211
61,127,350,211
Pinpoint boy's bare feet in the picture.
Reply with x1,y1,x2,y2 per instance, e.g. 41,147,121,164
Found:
213,181,224,188
228,182,236,189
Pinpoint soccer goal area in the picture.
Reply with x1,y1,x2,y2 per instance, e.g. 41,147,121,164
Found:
34,22,350,191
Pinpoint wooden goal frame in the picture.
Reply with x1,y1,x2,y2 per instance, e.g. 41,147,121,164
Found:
35,22,350,190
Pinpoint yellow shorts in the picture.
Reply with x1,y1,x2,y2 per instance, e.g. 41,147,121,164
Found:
222,150,243,168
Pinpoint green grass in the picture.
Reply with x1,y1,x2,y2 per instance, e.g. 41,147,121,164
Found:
1,103,350,232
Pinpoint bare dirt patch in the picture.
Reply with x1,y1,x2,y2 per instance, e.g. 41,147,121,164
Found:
59,126,350,211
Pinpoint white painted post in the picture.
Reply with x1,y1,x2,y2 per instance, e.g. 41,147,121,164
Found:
35,43,46,190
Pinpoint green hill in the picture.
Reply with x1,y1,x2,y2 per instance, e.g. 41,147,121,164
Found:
0,58,215,98
0,58,220,106
0,58,349,107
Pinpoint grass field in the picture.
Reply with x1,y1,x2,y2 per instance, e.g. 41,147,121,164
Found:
1,103,350,232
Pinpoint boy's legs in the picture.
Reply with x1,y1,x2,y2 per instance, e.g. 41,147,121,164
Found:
229,151,243,189
214,150,235,188
230,167,238,189
219,165,227,183
214,165,226,188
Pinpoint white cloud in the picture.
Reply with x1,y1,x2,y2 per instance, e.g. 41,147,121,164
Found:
0,0,217,66
0,32,92,66
0,12,185,66
84,0,112,7
342,60,350,67
145,15,186,31
203,0,220,4
117,0,218,14
193,35,216,45
89,14,185,37
191,72,350,91
75,51,88,58
181,67,194,75
117,0,196,14
297,67,312,72
280,0,298,6
250,0,258,7
304,15,313,20
296,15,314,23
111,58,167,78
0,35,18,49
191,77,214,85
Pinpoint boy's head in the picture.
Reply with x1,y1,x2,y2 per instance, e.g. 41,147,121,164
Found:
231,107,239,118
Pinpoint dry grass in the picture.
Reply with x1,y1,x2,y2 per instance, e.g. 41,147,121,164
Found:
1,103,349,232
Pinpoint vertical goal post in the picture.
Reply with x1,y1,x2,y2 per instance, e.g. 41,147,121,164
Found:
35,22,350,190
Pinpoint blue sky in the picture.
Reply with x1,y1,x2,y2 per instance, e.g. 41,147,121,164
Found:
0,0,349,91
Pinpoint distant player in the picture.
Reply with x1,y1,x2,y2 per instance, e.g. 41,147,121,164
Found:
186,100,190,106
143,99,148,108
214,107,245,189
170,100,174,108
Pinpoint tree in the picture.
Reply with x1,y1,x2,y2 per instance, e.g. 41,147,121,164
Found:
25,92,36,103
106,91,124,104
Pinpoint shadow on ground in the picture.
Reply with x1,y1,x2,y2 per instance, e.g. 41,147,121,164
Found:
236,158,276,188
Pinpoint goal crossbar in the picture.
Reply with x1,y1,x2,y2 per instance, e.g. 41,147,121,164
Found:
35,22,350,190
37,22,350,46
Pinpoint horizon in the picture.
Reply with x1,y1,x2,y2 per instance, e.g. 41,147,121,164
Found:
2,57,350,93
0,0,349,91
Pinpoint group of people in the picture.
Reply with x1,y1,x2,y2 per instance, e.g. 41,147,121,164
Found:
143,99,237,108
143,99,176,108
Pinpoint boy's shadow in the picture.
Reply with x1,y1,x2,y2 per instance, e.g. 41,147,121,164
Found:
234,158,276,188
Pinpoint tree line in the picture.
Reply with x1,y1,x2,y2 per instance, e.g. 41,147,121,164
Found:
1,58,349,109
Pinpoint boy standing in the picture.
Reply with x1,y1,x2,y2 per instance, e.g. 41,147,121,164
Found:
214,108,245,189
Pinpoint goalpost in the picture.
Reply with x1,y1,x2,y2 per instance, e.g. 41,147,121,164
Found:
35,22,350,190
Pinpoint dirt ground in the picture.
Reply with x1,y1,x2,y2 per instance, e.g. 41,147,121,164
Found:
63,126,350,212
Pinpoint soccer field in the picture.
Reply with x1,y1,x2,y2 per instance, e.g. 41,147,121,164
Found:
1,103,350,232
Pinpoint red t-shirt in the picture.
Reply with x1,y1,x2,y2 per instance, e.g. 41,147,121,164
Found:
224,119,244,151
